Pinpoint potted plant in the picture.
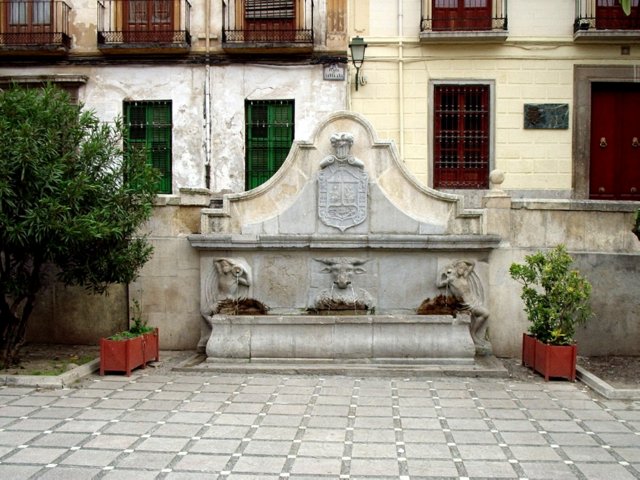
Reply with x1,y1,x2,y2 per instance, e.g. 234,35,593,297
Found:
100,300,158,376
509,245,592,381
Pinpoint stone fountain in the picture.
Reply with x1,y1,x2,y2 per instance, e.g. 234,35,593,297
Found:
189,112,501,371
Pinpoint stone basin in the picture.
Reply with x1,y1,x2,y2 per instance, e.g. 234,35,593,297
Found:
205,314,476,365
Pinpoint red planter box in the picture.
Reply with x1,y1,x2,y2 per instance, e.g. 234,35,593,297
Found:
522,333,536,368
143,328,160,363
533,339,577,382
100,328,159,376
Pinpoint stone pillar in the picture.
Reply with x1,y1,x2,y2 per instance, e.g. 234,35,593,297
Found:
482,170,512,241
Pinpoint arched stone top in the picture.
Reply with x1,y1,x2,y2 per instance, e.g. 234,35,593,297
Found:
196,111,492,241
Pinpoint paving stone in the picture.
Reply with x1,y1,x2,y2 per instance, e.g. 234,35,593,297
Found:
188,438,242,454
509,445,564,461
136,436,190,452
0,464,45,479
450,430,498,444
60,448,121,467
36,465,102,480
296,441,344,457
499,431,549,445
232,454,287,474
82,434,137,450
201,424,251,439
0,430,41,445
351,442,398,458
519,460,580,480
242,439,291,455
402,442,451,459
114,450,174,470
172,452,231,472
290,456,342,475
55,420,108,433
405,458,459,477
103,421,156,435
350,457,400,476
252,426,299,441
4,446,67,464
457,444,508,460
463,459,519,478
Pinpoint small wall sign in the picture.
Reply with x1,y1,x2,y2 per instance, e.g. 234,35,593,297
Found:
323,64,346,81
524,103,569,129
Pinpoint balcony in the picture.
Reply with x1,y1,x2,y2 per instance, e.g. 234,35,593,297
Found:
574,0,640,42
223,0,314,53
420,0,508,43
98,0,191,54
0,0,71,54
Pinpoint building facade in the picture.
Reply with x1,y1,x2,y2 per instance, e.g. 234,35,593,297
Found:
2,0,639,356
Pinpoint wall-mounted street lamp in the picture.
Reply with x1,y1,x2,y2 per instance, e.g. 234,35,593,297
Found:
349,36,367,91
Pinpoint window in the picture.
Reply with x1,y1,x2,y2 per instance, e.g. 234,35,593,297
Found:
245,0,294,19
433,84,490,189
124,100,172,194
596,0,640,29
432,0,491,31
9,0,51,26
245,99,294,190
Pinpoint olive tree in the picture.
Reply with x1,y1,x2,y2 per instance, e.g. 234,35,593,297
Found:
0,85,159,366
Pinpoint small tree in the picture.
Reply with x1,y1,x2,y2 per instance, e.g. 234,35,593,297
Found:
0,85,159,366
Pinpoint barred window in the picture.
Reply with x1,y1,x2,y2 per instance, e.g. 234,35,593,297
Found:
124,100,172,194
245,99,294,190
245,0,294,19
433,85,489,189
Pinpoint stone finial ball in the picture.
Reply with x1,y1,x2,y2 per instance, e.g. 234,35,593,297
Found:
489,169,505,186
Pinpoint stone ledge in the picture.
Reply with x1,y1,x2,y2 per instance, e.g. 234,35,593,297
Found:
577,366,640,400
511,199,639,212
189,233,502,250
175,354,509,378
0,358,99,389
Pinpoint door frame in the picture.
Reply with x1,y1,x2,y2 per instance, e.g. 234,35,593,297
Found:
573,65,640,199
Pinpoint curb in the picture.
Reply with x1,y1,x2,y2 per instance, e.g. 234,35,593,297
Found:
577,365,640,400
0,358,100,389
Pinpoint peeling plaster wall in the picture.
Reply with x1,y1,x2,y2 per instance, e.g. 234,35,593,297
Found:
81,65,207,191
209,64,348,193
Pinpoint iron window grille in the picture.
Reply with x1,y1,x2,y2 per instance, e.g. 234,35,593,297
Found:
433,85,490,189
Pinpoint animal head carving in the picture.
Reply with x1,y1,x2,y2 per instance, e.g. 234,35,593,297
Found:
315,257,368,289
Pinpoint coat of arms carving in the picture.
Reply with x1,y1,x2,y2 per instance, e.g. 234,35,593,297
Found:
318,133,368,232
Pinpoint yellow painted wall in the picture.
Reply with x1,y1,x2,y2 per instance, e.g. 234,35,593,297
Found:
348,0,640,192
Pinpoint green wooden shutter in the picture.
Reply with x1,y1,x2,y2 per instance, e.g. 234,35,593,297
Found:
245,100,294,190
124,100,172,194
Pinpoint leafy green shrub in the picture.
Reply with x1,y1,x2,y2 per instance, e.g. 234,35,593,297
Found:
108,299,154,341
509,245,592,345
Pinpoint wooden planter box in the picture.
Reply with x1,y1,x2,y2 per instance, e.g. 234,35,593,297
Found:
533,339,577,382
143,328,160,363
522,333,536,368
100,328,159,376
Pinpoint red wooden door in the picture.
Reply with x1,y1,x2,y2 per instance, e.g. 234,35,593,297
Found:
124,0,174,43
590,83,640,200
432,0,491,31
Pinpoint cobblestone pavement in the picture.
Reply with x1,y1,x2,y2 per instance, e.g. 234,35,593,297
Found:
0,354,639,479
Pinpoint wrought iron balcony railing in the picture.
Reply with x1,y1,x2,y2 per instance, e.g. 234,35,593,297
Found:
223,0,314,48
98,0,191,49
420,0,507,34
0,0,71,51
575,0,640,32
